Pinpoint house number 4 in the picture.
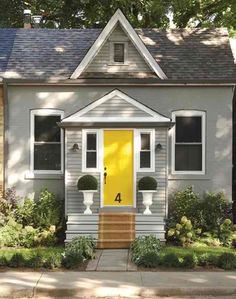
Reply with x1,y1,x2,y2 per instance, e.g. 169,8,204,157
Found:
115,193,122,203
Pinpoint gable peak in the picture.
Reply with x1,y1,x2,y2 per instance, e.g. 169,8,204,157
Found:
70,9,167,79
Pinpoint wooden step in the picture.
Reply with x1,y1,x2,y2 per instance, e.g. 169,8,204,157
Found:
97,239,133,249
98,212,135,249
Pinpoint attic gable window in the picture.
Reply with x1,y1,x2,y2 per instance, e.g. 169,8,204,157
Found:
110,42,127,64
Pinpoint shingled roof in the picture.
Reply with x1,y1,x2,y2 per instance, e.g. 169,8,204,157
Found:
0,28,235,80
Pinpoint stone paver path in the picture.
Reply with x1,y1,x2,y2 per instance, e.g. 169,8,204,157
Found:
86,249,137,271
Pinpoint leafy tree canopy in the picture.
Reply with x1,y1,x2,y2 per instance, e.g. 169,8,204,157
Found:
0,0,235,33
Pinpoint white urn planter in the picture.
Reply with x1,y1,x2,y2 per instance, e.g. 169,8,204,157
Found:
139,190,157,215
81,190,97,215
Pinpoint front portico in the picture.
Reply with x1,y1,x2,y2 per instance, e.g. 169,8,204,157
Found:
60,89,172,247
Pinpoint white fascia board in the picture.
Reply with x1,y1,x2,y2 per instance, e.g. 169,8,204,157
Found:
70,9,167,79
61,89,171,123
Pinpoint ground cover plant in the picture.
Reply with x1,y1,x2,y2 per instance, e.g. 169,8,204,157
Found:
131,237,236,270
0,236,96,269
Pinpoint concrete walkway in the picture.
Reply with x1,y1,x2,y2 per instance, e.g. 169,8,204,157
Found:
1,271,236,298
86,249,137,271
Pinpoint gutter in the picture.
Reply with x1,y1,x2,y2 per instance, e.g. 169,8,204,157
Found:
4,78,236,87
3,80,8,193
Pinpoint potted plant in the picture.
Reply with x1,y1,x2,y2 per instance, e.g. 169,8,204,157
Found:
138,176,157,215
77,175,98,214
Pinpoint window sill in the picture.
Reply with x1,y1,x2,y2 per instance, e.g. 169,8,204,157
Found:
25,171,63,180
168,174,210,180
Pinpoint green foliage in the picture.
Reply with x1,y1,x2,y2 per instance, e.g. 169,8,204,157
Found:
168,186,201,227
218,219,235,246
15,198,36,226
77,175,98,191
182,253,198,268
0,247,64,269
161,252,182,268
137,251,161,268
138,176,157,191
62,236,96,269
197,232,222,247
218,252,236,270
8,252,25,268
33,189,62,229
201,192,231,232
198,252,219,267
167,216,200,247
131,235,161,265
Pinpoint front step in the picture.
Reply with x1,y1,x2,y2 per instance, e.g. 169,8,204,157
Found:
98,212,135,249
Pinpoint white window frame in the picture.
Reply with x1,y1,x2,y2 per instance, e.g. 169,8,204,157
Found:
109,41,128,65
30,109,64,174
135,129,155,172
171,110,206,175
82,129,102,172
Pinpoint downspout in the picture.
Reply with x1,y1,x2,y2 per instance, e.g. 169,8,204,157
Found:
3,79,8,194
232,84,236,224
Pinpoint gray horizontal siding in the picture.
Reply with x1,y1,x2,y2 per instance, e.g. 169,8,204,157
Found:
85,96,151,117
137,128,168,217
85,24,151,74
66,129,100,214
66,127,168,218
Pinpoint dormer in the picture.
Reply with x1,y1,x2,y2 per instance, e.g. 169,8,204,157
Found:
71,9,167,79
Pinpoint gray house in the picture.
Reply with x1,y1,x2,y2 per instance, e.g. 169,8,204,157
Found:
1,10,236,248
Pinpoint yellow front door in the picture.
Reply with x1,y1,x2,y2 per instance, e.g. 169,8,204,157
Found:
103,130,133,206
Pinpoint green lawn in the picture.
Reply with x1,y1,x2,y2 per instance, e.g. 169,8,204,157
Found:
161,245,236,257
0,246,64,258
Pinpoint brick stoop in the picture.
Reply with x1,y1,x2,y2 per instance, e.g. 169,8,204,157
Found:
97,212,135,249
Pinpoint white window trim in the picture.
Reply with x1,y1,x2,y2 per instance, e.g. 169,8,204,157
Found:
30,109,64,175
82,129,102,172
171,110,206,175
135,129,155,172
109,41,128,65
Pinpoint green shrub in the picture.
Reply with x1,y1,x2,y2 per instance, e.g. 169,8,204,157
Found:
33,189,62,229
219,219,234,247
0,217,22,247
77,175,98,191
15,198,35,226
9,253,25,268
138,177,157,190
218,252,236,270
198,232,221,247
28,250,45,268
137,251,160,268
131,235,161,265
198,253,219,267
161,253,182,268
182,253,198,268
62,236,95,269
167,216,200,247
35,226,57,246
201,192,231,232
168,186,201,227
62,247,83,269
0,255,8,267
19,226,38,248
43,254,62,269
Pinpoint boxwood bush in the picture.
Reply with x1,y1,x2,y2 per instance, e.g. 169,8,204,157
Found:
77,175,98,190
138,177,157,191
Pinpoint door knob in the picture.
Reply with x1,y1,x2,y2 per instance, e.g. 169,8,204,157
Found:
104,167,107,184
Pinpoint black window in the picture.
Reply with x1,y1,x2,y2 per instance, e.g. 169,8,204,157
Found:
175,115,203,171
114,43,125,63
140,133,151,168
86,133,97,168
34,115,62,171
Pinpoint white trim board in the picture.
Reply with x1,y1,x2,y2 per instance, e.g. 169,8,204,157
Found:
171,110,206,175
70,9,167,79
61,89,171,123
